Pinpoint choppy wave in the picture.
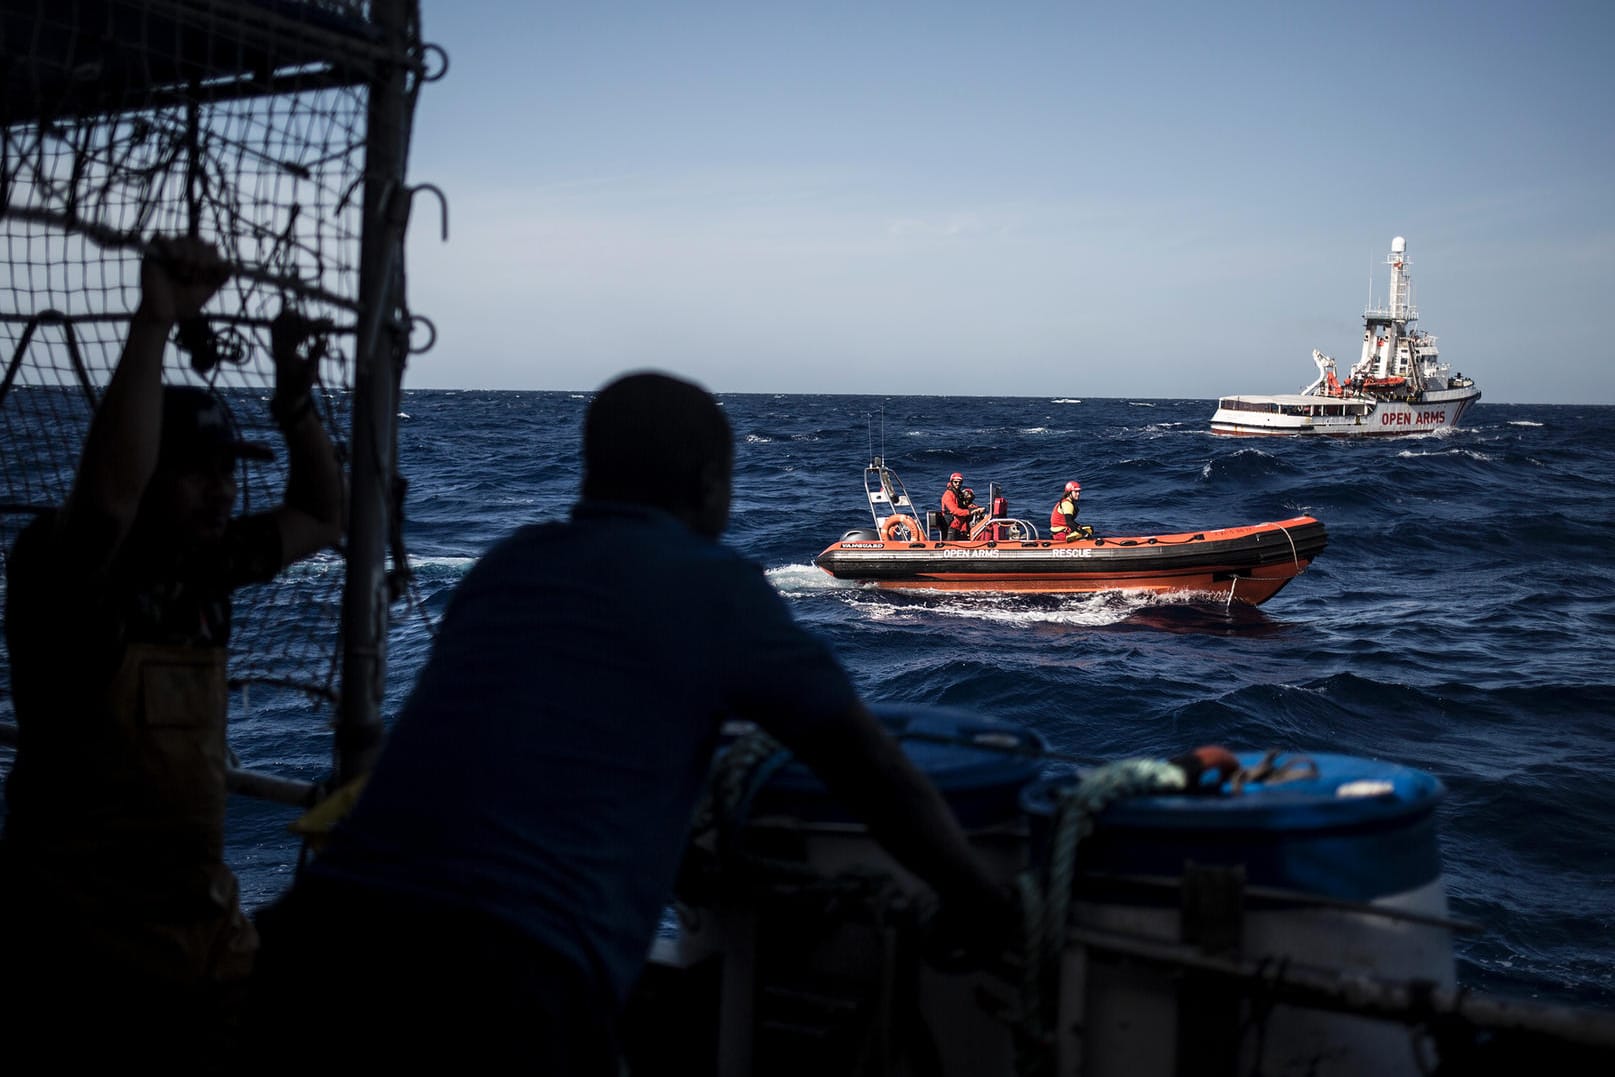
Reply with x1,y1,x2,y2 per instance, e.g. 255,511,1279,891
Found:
61,391,1607,1009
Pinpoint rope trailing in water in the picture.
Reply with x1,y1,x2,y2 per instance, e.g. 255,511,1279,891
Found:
1005,757,1190,1077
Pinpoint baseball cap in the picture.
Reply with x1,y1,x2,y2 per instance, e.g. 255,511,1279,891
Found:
159,385,273,465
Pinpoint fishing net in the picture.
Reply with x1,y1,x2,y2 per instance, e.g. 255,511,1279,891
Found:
0,1,430,761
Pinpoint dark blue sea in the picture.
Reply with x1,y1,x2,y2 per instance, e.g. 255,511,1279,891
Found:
8,392,1615,1011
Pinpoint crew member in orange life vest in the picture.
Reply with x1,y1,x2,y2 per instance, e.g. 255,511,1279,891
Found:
940,472,979,539
1049,480,1093,541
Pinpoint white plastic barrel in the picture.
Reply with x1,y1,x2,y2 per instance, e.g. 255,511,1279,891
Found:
1022,751,1453,1077
671,704,1043,1077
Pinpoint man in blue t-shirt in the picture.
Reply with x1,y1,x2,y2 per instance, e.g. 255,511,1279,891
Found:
245,371,1015,1074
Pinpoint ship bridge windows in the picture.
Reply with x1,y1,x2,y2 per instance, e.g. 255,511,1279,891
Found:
1218,398,1370,418
1274,402,1371,418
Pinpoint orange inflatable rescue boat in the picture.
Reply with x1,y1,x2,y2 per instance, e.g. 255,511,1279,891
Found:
812,459,1327,606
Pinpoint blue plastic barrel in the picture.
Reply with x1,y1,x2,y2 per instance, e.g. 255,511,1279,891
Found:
1021,750,1445,903
745,702,1045,829
1022,749,1455,1077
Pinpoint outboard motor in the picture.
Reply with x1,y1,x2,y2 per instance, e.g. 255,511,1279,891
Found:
990,496,1008,540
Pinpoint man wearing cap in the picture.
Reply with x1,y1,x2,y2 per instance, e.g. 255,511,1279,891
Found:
940,472,979,540
0,235,343,1068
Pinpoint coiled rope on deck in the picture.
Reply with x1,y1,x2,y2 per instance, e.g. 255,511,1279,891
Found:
680,726,906,909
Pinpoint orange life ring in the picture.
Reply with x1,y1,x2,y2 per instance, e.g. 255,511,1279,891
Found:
880,514,921,543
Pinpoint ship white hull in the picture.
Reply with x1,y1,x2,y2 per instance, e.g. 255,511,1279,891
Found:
1210,236,1482,438
1210,386,1481,437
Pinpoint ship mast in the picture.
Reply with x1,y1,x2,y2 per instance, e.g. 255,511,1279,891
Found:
1387,236,1414,324
1356,235,1419,385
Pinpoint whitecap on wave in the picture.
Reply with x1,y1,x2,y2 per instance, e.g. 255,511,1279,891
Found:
407,555,478,575
1395,447,1493,462
280,551,346,578
766,563,847,593
911,590,1157,628
1051,398,1082,404
767,567,1192,628
1508,420,1544,428
1200,446,1275,479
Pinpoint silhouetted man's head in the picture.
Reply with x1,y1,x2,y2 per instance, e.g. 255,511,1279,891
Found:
136,386,272,551
583,371,733,538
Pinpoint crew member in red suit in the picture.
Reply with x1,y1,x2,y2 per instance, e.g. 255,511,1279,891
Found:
940,472,976,540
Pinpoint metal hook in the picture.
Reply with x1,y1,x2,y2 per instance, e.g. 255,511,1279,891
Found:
407,183,449,241
406,313,437,355
416,42,450,83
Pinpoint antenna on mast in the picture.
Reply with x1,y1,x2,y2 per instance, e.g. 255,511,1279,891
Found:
869,406,887,467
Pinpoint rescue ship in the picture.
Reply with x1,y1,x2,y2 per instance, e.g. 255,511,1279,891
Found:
1209,236,1481,437
811,459,1327,605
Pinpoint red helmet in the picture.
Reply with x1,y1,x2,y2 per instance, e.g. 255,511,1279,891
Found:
949,472,963,483
962,487,974,498
1064,480,1082,494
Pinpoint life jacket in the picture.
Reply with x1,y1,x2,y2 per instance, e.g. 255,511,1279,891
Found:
1049,496,1079,534
941,487,973,536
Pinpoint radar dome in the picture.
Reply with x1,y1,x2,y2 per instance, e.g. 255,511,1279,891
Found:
1391,236,1406,253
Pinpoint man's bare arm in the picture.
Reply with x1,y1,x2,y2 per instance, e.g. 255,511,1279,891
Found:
64,237,230,563
267,309,344,564
758,700,1015,924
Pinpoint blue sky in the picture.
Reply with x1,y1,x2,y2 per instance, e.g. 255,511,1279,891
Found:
402,1,1614,404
